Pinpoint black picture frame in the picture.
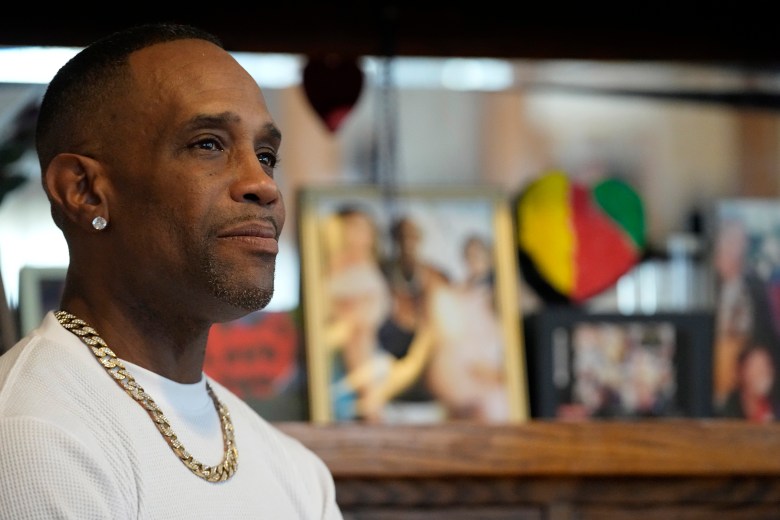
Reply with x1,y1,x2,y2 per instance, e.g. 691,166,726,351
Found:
524,307,714,420
0,266,17,352
17,266,67,339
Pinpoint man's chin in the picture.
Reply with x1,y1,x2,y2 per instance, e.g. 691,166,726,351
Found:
210,286,274,318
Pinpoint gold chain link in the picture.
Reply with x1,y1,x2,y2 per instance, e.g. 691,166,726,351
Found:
55,310,238,482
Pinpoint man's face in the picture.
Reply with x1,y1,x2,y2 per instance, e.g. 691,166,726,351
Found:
96,39,285,322
398,219,421,259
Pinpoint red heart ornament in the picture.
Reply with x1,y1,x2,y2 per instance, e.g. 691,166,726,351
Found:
302,55,364,132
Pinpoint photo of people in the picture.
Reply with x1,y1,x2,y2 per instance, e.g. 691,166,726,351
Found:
554,320,680,419
712,199,780,422
299,187,526,424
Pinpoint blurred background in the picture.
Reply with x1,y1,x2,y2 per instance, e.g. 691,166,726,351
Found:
1,8,779,422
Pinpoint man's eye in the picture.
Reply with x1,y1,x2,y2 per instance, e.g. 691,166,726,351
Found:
192,138,224,152
258,151,279,168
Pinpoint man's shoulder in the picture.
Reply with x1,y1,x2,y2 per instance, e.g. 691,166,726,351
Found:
0,332,109,420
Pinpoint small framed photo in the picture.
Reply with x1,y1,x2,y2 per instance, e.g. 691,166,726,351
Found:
17,266,67,337
710,198,780,421
204,309,310,422
524,307,714,420
298,184,528,424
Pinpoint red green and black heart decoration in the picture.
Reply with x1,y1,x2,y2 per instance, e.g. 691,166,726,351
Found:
515,170,646,304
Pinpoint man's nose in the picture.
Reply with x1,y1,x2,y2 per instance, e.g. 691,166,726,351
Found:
230,153,280,205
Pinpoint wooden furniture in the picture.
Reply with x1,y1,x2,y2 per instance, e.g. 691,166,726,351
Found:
278,420,780,519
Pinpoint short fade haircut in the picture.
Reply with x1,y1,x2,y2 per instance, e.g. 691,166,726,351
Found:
35,23,223,173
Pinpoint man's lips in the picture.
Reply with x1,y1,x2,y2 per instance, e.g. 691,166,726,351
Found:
217,221,279,254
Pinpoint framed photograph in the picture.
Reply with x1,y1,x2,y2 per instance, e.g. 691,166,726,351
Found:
204,308,309,422
17,266,67,338
524,307,714,419
710,198,780,421
0,268,17,352
298,184,528,424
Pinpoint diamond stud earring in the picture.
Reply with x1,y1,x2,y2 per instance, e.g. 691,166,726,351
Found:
92,216,108,231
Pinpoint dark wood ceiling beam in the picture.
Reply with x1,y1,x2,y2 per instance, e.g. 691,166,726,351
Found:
0,11,777,66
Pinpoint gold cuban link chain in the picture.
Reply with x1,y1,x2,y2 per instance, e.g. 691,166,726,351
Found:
55,310,238,482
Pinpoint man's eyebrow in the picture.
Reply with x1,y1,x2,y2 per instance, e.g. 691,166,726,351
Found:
186,112,241,130
184,113,282,142
263,122,282,143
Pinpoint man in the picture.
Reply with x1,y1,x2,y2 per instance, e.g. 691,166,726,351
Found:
0,23,343,518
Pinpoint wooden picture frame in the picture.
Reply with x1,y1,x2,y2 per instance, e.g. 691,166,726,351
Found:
524,307,714,419
298,184,528,424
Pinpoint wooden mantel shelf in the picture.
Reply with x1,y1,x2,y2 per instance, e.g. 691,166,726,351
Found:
278,420,780,517
277,420,780,478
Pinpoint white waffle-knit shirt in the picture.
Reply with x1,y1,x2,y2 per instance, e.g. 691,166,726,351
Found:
0,312,343,520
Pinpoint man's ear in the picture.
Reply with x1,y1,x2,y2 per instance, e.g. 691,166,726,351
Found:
43,153,108,229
